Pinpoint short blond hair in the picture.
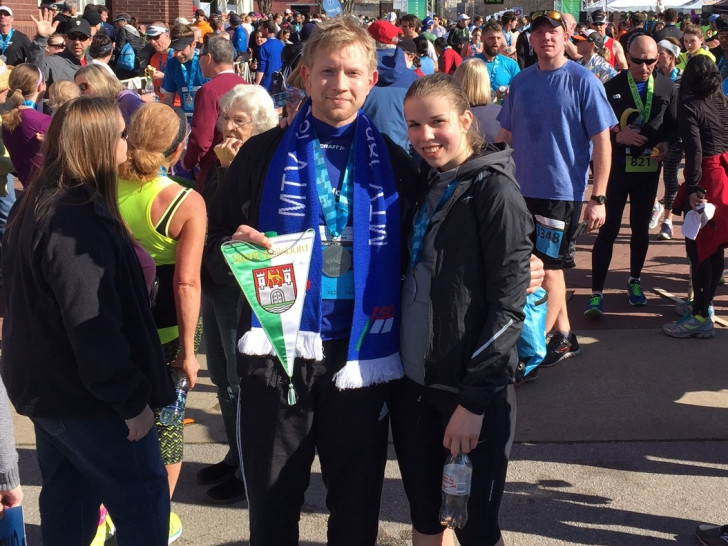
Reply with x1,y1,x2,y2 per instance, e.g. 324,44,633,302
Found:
75,64,123,99
453,58,492,107
301,16,377,74
48,80,80,113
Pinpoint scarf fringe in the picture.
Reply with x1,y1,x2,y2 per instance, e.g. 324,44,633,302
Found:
238,328,324,361
333,353,404,389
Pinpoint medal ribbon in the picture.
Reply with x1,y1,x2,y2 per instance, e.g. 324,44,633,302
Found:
627,72,654,123
0,29,14,55
487,56,500,93
312,130,354,240
179,50,199,110
409,178,459,269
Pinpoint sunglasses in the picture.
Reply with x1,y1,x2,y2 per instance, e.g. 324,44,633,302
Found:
48,42,65,49
531,10,562,21
78,82,90,91
591,21,607,26
630,57,658,65
67,34,88,42
120,129,129,140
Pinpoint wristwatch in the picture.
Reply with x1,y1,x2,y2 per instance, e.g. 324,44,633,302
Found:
591,195,607,205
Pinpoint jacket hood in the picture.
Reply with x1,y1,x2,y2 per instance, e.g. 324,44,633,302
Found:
455,143,516,184
376,47,418,88
123,25,141,38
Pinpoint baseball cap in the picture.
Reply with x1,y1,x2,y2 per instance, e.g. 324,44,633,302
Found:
367,20,402,45
590,9,607,24
170,36,194,50
146,24,169,37
422,16,434,28
531,10,566,30
228,13,242,25
113,13,131,23
397,36,417,54
458,13,470,21
0,6,12,16
573,29,604,48
67,17,92,37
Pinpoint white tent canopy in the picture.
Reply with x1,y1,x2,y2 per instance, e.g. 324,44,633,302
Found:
594,0,703,10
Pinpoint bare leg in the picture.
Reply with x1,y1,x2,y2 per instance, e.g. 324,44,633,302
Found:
166,462,181,498
543,269,569,333
412,528,456,546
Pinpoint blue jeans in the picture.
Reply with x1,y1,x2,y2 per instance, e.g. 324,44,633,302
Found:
33,416,169,546
201,283,242,467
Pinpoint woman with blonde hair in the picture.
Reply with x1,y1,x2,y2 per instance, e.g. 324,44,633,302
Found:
196,82,278,503
75,64,143,125
47,80,80,114
453,58,501,143
2,96,174,546
117,102,206,543
0,63,51,187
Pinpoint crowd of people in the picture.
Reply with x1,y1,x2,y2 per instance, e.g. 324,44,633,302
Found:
0,3,725,546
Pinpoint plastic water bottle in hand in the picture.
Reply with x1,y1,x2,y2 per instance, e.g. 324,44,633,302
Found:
439,453,472,529
159,368,189,426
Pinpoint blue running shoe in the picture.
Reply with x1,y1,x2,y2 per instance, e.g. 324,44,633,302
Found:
628,281,647,306
584,293,603,318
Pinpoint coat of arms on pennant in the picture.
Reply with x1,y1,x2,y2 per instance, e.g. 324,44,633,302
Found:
253,264,297,313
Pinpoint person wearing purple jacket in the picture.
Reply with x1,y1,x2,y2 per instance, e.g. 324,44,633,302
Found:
1,63,51,187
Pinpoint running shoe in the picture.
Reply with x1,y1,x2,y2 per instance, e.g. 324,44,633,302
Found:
169,512,182,544
649,201,664,230
662,314,715,338
657,221,672,240
696,523,728,546
514,360,538,386
584,293,604,318
674,300,714,318
541,333,581,368
627,281,647,306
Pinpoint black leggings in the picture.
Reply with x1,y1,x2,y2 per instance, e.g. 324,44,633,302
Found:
591,165,661,291
686,239,724,317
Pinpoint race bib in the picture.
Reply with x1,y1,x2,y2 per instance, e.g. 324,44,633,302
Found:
625,148,659,173
534,215,565,259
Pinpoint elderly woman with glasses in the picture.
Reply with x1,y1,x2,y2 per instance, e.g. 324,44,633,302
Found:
195,83,279,504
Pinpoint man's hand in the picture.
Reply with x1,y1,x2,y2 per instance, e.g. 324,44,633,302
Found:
443,405,483,455
584,200,606,233
125,405,154,441
231,225,273,248
652,142,669,162
31,8,59,38
527,254,545,294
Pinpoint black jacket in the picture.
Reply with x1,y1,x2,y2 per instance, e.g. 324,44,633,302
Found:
604,70,678,157
204,122,419,336
1,185,175,420
408,146,533,414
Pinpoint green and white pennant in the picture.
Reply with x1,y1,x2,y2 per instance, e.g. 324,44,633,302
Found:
221,229,315,404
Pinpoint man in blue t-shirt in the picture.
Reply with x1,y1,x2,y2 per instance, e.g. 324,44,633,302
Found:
161,24,209,117
475,21,520,102
497,10,617,368
255,20,284,91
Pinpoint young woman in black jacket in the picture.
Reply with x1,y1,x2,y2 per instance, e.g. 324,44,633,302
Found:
391,73,533,546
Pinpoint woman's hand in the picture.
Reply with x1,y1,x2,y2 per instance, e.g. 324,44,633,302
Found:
443,405,484,455
231,225,273,248
125,405,154,441
689,191,707,211
172,353,200,389
214,137,243,167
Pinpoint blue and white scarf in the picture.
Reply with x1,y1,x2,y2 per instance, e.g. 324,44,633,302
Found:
238,101,403,389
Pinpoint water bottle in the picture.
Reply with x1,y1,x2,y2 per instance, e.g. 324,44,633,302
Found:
159,368,189,426
439,453,472,529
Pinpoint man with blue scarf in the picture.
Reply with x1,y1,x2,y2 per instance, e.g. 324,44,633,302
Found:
205,16,418,546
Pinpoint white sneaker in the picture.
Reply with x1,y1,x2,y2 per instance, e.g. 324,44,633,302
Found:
649,201,664,230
